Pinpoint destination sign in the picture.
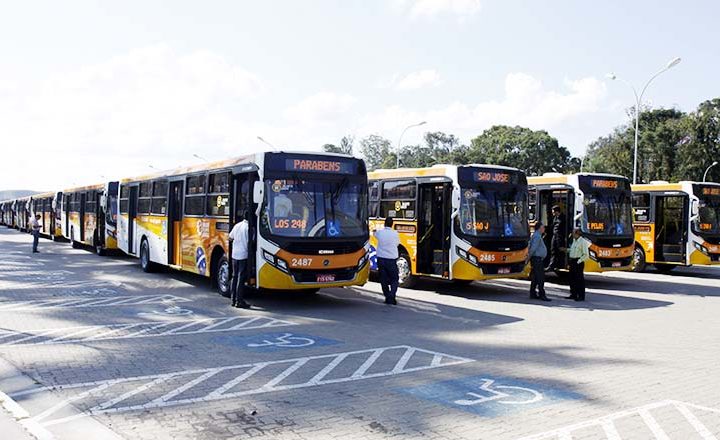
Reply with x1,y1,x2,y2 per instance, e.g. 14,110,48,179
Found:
474,172,511,183
591,179,619,189
702,187,720,196
458,167,524,186
285,159,355,174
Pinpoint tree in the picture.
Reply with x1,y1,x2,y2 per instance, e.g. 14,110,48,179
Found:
396,131,465,168
322,135,354,155
677,99,720,182
584,108,689,182
467,125,578,175
359,134,395,170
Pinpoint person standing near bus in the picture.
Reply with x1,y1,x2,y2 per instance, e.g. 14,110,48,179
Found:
30,214,41,253
228,211,252,309
547,205,566,271
528,222,551,301
375,217,400,305
567,228,590,301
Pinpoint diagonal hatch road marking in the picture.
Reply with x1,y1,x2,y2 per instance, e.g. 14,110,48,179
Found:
0,294,192,312
13,345,474,427
0,316,296,346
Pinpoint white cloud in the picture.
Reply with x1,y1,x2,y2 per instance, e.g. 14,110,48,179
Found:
390,69,443,91
358,72,607,145
394,0,482,18
283,92,356,124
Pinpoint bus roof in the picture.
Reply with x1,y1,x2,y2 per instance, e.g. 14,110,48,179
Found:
368,163,521,180
527,172,628,185
62,183,106,193
632,181,720,192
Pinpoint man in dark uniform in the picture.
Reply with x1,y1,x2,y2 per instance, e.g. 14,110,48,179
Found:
547,205,566,271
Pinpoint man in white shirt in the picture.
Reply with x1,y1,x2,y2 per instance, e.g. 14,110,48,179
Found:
374,217,401,305
228,210,251,309
30,214,41,253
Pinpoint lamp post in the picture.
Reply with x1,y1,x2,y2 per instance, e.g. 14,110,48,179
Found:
257,136,277,151
396,121,427,168
606,57,681,184
193,154,208,162
703,161,718,182
148,165,158,171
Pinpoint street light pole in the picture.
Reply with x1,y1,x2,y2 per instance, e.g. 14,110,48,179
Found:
396,121,427,168
193,154,208,162
257,136,277,151
607,57,681,184
703,161,718,182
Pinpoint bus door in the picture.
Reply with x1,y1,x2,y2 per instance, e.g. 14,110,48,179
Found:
79,193,87,242
537,187,574,268
417,181,452,277
167,180,184,266
231,171,259,279
128,186,139,254
96,191,105,248
64,194,70,234
654,194,688,263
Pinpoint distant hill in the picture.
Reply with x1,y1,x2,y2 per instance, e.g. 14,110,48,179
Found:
0,190,41,201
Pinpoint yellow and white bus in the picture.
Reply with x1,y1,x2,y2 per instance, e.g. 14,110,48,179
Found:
368,164,530,287
631,181,720,271
61,182,120,254
117,152,370,295
30,192,63,240
0,200,15,227
527,173,634,272
13,196,32,232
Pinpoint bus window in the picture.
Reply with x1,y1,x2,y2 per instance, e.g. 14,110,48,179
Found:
528,189,537,221
151,181,168,215
369,181,380,218
119,186,129,214
185,175,206,216
632,193,650,222
380,179,416,219
459,187,528,237
138,182,152,214
207,173,230,217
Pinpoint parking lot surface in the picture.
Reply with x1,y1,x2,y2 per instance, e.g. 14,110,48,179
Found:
0,227,719,440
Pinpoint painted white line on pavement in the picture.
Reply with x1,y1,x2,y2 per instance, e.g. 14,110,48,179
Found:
0,294,191,312
516,400,720,440
0,316,296,346
14,345,473,427
0,390,55,440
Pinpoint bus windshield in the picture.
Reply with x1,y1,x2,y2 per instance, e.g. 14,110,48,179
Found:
695,193,720,235
459,187,528,238
583,191,633,236
262,178,367,238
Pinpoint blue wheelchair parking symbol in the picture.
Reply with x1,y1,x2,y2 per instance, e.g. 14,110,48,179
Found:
398,375,582,417
211,332,341,353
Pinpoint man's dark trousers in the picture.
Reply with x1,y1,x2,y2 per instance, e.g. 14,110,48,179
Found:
377,257,399,303
231,259,248,305
529,256,547,299
569,258,585,300
32,230,39,252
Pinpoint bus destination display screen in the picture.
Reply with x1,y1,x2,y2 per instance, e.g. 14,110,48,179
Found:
285,159,355,174
265,153,362,176
458,167,524,186
701,187,720,196
590,179,619,189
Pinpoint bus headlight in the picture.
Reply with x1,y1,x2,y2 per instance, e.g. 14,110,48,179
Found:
589,250,597,261
262,249,289,273
357,253,368,269
456,246,479,266
694,242,709,254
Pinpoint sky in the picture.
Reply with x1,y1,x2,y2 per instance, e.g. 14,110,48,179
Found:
0,0,718,191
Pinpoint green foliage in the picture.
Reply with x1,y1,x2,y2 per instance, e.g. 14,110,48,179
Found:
467,125,578,175
359,134,395,170
322,135,354,155
584,102,720,183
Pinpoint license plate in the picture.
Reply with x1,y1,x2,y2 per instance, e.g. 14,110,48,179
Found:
316,274,336,282
498,267,511,274
612,262,621,268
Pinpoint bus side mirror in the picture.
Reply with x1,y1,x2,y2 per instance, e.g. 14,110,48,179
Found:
253,181,263,204
691,200,699,217
451,188,460,210
100,194,107,208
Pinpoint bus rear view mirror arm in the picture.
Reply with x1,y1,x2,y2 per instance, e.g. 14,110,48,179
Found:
253,181,264,204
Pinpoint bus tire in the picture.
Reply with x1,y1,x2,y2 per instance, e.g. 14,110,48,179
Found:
215,255,231,298
397,253,416,289
654,263,676,273
140,238,155,273
632,246,646,272
452,279,474,286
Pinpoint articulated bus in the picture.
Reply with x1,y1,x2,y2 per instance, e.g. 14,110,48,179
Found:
30,192,63,240
61,182,120,254
13,196,31,232
527,173,634,272
368,164,530,288
116,151,369,295
0,200,14,227
631,181,720,271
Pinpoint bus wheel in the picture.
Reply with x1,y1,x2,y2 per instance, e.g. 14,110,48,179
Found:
452,279,473,286
397,254,416,289
632,246,646,272
216,255,231,298
140,239,155,273
654,263,676,273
